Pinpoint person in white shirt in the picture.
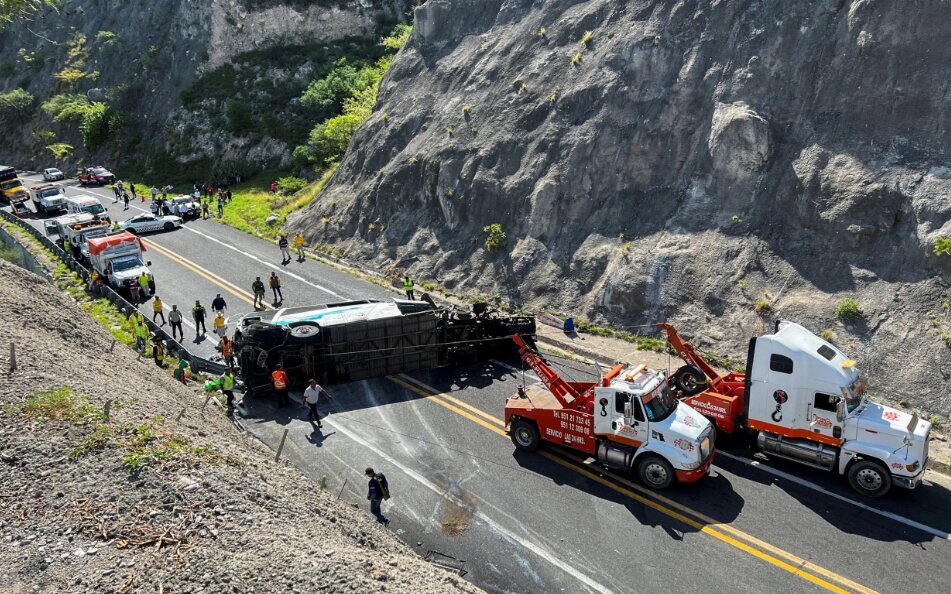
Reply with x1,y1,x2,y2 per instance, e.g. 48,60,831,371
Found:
302,378,329,427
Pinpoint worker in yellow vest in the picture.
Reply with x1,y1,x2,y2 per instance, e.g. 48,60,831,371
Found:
213,311,226,338
293,232,306,262
134,321,148,352
220,368,236,412
152,296,165,325
403,276,414,300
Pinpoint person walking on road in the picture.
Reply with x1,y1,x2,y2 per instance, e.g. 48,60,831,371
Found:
220,368,236,413
169,304,183,341
252,277,266,309
302,378,329,427
213,311,226,338
122,191,130,210
152,335,166,367
278,234,290,264
192,300,207,338
112,185,120,203
269,271,283,304
293,232,306,262
129,278,140,303
271,364,289,407
403,276,415,300
138,271,151,299
129,182,136,198
150,186,158,201
220,335,236,368
201,200,210,219
365,468,390,526
211,293,227,315
152,295,165,325
216,196,224,218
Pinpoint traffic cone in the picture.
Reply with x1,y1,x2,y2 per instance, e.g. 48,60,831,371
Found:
140,194,145,203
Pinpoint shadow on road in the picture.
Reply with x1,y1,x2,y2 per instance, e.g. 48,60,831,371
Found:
510,447,745,540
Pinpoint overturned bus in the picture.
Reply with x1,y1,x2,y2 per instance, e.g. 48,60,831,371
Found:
233,297,536,392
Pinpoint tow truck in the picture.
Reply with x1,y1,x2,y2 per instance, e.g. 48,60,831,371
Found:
87,232,153,293
44,212,112,264
659,321,932,497
504,336,714,490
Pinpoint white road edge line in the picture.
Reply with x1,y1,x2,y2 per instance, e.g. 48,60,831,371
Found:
83,183,344,300
317,403,615,594
716,450,951,541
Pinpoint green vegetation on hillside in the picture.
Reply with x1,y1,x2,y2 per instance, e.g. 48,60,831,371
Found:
0,0,56,28
0,87,34,122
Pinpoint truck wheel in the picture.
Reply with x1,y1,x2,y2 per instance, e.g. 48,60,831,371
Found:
847,459,891,498
673,365,707,396
637,455,675,490
510,420,540,452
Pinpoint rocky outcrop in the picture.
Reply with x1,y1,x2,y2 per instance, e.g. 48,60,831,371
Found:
292,0,951,415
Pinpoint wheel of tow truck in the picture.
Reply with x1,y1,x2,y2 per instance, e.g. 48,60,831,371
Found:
510,420,540,452
672,365,707,396
637,455,675,490
847,459,891,498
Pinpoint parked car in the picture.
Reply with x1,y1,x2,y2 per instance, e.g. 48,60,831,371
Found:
78,166,116,186
169,194,200,218
42,168,65,181
116,213,183,234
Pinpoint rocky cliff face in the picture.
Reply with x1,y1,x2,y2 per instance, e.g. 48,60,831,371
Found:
293,0,951,415
0,0,406,169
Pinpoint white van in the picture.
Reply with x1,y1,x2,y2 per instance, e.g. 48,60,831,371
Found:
65,194,110,222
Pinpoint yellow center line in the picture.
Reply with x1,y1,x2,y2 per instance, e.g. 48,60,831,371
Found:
141,238,271,310
389,374,878,594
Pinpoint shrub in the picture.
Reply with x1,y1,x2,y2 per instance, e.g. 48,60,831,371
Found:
539,26,547,38
53,67,86,86
462,103,471,114
0,88,33,124
819,329,836,342
46,142,74,160
79,102,114,149
484,223,507,251
381,23,411,50
835,298,862,321
19,386,103,424
933,236,951,256
96,30,118,47
225,99,255,134
580,31,593,45
942,333,951,347
571,51,582,66
755,298,771,314
41,93,91,123
17,48,43,70
276,176,307,194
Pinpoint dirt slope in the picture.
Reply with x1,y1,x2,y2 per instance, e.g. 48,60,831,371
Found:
0,258,480,594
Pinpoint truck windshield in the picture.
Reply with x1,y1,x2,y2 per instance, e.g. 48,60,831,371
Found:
112,257,142,272
83,203,105,214
41,189,62,198
92,168,108,175
844,376,866,413
1,180,20,190
641,383,678,422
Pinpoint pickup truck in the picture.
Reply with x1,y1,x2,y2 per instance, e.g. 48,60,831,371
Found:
78,166,116,186
30,184,67,215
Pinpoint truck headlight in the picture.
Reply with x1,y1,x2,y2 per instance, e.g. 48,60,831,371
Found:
906,461,920,472
681,459,701,470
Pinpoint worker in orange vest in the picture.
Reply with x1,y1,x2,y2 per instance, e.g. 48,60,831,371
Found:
271,364,289,407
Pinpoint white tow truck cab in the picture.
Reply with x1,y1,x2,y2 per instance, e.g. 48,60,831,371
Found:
30,183,67,215
86,232,152,291
46,212,112,261
65,194,110,222
747,322,931,495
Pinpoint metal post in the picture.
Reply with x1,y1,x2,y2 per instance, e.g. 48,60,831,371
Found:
104,400,112,422
176,407,187,422
275,429,289,463
108,339,116,353
336,478,348,500
8,342,15,372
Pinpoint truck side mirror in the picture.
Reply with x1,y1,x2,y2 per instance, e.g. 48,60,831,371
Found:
146,261,152,266
624,402,632,418
836,398,845,422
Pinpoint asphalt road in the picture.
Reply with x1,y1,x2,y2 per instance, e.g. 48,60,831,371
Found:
5,174,951,594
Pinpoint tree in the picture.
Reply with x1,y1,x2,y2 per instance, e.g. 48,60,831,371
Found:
79,102,112,149
225,99,254,135
0,87,34,122
0,0,57,28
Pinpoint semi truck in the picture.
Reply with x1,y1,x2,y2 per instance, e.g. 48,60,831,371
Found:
234,297,536,390
0,165,29,205
30,183,67,215
659,321,932,497
504,336,715,490
86,232,153,292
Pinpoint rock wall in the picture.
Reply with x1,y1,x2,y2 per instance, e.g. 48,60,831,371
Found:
292,0,951,415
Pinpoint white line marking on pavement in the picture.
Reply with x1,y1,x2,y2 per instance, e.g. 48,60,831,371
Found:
716,450,951,541
323,412,616,594
93,187,345,300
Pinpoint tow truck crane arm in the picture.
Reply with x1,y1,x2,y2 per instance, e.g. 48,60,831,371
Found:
512,334,581,406
657,322,720,383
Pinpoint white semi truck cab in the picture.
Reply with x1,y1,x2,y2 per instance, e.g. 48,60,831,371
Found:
747,322,931,496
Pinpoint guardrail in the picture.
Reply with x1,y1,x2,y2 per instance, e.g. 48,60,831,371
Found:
0,208,227,376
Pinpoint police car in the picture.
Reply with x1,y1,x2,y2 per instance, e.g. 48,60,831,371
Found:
116,213,183,234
